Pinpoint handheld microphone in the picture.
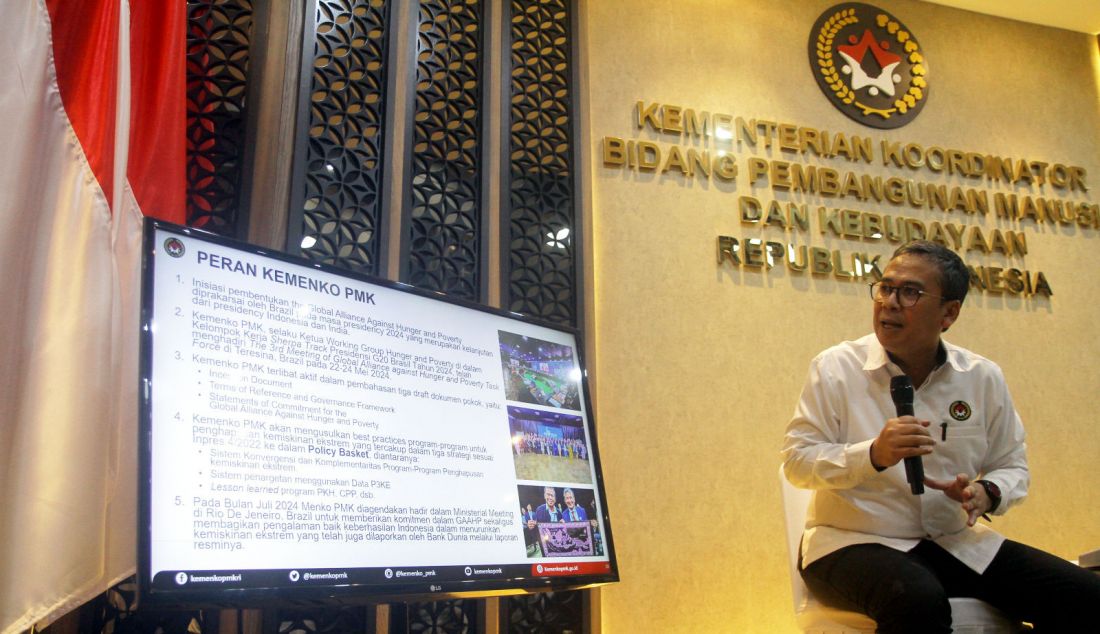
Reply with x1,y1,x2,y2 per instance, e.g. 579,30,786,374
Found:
889,375,924,495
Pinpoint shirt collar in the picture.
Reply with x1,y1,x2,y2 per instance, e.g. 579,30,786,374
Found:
862,336,961,375
939,338,970,372
863,337,892,372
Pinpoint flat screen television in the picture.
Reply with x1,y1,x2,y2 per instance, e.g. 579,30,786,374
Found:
137,220,617,606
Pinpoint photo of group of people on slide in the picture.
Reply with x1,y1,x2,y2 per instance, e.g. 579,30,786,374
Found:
498,331,581,411
497,331,601,559
508,406,592,484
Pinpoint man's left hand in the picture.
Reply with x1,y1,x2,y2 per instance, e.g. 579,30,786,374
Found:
924,473,990,527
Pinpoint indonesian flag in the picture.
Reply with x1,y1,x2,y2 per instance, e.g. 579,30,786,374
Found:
0,1,185,632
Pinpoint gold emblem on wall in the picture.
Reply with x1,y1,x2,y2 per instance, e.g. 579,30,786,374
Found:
810,3,927,129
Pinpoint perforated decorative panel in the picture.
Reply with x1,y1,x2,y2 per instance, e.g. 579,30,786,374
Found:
291,0,393,275
402,0,487,300
505,590,584,634
501,2,587,628
52,577,218,634
502,0,577,327
269,605,375,633
391,599,478,633
186,0,254,236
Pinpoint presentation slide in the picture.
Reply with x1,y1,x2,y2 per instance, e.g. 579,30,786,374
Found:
139,222,616,603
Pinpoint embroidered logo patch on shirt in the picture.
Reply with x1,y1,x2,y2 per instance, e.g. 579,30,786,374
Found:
949,400,972,421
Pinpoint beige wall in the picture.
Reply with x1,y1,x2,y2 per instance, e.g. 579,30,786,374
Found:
580,1,1100,631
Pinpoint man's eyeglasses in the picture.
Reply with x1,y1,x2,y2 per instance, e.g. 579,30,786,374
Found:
868,282,944,308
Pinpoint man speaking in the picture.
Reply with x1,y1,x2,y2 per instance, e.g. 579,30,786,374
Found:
782,241,1100,631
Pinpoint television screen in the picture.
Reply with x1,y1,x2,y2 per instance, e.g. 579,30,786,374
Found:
137,220,617,606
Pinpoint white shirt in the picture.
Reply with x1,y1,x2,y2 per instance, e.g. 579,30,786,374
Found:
782,334,1029,573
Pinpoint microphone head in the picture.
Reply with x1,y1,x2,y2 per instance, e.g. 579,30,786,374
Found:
890,375,914,406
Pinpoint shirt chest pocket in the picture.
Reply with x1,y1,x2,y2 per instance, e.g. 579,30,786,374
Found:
931,423,988,472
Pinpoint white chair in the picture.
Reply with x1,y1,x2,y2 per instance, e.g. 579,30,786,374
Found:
779,466,1024,633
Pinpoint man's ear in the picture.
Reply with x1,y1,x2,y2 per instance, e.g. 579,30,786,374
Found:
940,300,961,332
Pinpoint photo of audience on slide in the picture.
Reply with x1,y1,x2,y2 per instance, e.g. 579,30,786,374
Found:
498,331,581,411
517,484,603,559
508,406,592,484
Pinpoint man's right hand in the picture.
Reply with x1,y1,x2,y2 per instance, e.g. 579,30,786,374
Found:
870,416,936,469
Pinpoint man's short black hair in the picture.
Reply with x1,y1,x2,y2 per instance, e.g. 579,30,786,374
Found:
892,240,970,303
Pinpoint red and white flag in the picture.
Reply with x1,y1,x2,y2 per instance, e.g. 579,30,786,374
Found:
0,1,185,631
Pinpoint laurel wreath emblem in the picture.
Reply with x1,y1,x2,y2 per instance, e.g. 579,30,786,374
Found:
815,9,927,120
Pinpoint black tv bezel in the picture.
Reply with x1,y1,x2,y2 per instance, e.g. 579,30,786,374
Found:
136,219,618,608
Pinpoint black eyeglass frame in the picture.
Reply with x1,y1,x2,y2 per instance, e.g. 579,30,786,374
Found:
868,281,949,307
